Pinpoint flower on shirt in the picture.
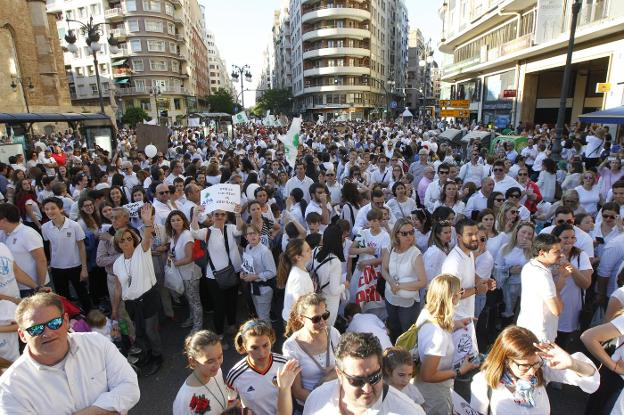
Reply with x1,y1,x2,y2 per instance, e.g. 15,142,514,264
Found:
189,394,210,414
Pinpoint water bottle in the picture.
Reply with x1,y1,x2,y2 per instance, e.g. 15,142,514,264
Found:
118,319,128,336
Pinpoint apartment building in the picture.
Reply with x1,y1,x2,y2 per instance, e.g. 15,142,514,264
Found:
206,31,234,96
48,0,211,126
273,6,293,90
439,0,624,127
287,0,409,120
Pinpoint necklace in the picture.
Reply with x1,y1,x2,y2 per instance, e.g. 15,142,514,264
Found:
193,372,227,411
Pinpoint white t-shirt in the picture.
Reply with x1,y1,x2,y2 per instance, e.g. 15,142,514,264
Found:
173,369,234,415
558,251,592,332
575,185,601,215
282,327,341,392
346,313,393,350
385,246,422,307
387,198,417,220
42,218,86,269
441,246,476,319
170,230,196,280
0,224,48,288
282,266,314,321
0,300,19,362
226,353,288,415
422,245,447,284
0,244,20,299
517,259,559,342
416,310,454,372
112,246,157,301
354,228,391,272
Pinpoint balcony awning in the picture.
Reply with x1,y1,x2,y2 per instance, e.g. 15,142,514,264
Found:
115,78,130,84
579,106,624,124
111,59,128,67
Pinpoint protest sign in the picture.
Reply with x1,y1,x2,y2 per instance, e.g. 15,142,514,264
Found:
122,201,144,218
241,252,255,275
451,390,481,415
200,184,241,213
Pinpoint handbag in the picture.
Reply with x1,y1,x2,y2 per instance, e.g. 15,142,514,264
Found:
207,226,239,290
164,263,185,295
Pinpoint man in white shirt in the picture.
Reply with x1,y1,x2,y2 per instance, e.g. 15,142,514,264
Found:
539,207,594,259
370,155,391,188
303,332,424,415
491,160,521,194
121,161,140,190
521,138,538,172
459,151,486,187
152,183,178,226
464,177,494,219
0,292,140,413
517,234,566,342
324,169,342,206
285,162,315,202
352,189,397,235
304,183,331,228
164,160,185,186
424,163,451,212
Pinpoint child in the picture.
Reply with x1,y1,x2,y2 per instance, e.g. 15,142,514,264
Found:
226,319,288,415
241,224,277,323
383,347,426,407
86,309,113,340
305,212,322,249
173,330,235,415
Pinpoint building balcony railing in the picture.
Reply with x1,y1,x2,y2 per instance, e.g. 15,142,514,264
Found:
303,65,370,77
303,85,371,94
110,28,127,39
301,27,370,42
303,46,370,60
302,2,369,13
104,8,123,21
301,7,370,24
115,85,189,96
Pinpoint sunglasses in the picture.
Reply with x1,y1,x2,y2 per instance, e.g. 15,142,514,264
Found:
517,172,528,176
494,198,505,202
213,212,226,217
158,191,170,195
509,194,521,198
509,210,519,215
339,367,383,388
24,316,64,337
603,214,617,220
398,229,415,236
556,219,574,225
493,168,504,172
303,310,330,324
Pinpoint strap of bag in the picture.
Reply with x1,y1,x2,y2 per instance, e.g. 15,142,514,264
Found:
487,385,493,415
206,226,233,272
313,249,334,290
294,328,333,372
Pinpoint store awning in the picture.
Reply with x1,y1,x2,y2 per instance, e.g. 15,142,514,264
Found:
115,78,130,84
579,106,624,124
111,59,128,67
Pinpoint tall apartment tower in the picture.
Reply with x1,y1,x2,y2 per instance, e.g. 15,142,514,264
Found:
288,0,408,120
272,6,293,90
206,31,234,96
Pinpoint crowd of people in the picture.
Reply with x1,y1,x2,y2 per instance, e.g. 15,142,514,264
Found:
0,118,622,414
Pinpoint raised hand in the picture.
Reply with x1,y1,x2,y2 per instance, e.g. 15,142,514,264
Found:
534,341,573,370
277,359,301,389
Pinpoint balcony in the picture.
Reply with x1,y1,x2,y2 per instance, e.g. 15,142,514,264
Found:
178,53,187,61
174,16,183,26
104,8,124,21
303,47,370,60
110,48,131,58
302,27,370,42
304,84,371,93
176,33,184,42
112,67,133,78
110,28,127,40
301,7,370,24
115,85,189,96
303,64,369,77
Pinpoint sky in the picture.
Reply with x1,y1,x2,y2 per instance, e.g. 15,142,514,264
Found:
200,0,442,107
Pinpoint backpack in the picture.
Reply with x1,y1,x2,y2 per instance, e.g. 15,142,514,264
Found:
310,248,334,294
395,319,431,377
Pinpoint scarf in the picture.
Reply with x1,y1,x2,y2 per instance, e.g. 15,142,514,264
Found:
501,370,538,408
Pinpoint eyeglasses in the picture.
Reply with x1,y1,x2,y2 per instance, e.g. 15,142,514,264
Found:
509,210,519,215
556,219,574,225
120,236,134,243
339,367,383,388
493,168,504,172
583,176,594,180
517,172,528,176
303,310,330,324
158,191,170,195
602,214,617,220
398,229,415,236
494,198,505,202
24,316,64,337
509,194,521,198
512,358,544,373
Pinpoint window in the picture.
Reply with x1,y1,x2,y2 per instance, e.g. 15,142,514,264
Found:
130,39,142,52
126,0,137,11
152,79,167,89
167,22,176,35
145,19,163,32
90,83,98,94
76,67,84,77
171,60,179,72
174,99,181,110
150,59,167,71
99,63,108,73
133,59,144,71
90,4,101,15
87,65,95,76
127,19,139,32
140,99,151,111
134,80,146,91
169,42,177,53
147,40,165,52
78,7,86,18
165,2,175,16
143,0,161,12
66,10,73,20
102,82,110,93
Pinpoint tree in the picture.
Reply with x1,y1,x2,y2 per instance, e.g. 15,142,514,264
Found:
121,107,150,127
206,88,235,114
256,88,293,115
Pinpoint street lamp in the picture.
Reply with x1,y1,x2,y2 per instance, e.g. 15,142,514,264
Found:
10,77,34,113
64,16,120,113
553,0,582,161
362,75,394,120
231,64,252,110
150,87,162,125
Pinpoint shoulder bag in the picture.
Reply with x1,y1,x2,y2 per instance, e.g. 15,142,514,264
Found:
207,226,239,290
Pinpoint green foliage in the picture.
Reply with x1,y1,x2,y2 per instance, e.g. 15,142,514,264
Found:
121,107,150,128
255,88,293,115
206,88,235,114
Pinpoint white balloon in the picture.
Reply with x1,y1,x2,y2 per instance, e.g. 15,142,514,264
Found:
145,144,157,159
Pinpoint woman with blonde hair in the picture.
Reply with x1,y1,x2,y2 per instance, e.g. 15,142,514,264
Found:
488,201,520,255
414,274,479,415
282,293,340,409
575,170,602,216
277,239,313,322
471,326,598,414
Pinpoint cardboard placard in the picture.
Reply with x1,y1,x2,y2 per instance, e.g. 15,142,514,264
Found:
135,124,169,155
122,201,144,218
200,184,241,213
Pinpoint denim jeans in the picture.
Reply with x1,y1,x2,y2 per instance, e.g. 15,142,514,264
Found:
385,300,420,343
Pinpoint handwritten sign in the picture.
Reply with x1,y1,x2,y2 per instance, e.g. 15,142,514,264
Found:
122,201,144,218
200,184,241,213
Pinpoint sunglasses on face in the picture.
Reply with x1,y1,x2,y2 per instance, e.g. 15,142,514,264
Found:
339,367,383,388
213,212,226,217
158,191,170,195
509,194,521,198
398,229,415,236
556,219,574,225
303,310,330,324
24,316,64,337
509,210,519,215
493,168,504,172
494,198,504,202
603,214,616,220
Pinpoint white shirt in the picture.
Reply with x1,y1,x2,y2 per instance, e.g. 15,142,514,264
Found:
352,203,396,235
422,245,448,284
517,259,559,342
441,246,476,319
459,162,486,186
493,175,522,194
416,309,454,372
574,185,601,215
464,191,488,217
326,181,342,205
112,246,157,301
42,218,85,269
424,180,444,212
540,225,594,258
0,243,20,299
558,251,592,333
152,199,176,227
0,300,18,362
0,224,48,288
0,332,140,414
385,246,422,307
173,368,233,415
285,175,315,202
169,230,196,280
346,313,393,350
191,224,242,279
302,379,425,415
282,266,314,321
370,167,392,185
387,197,417,220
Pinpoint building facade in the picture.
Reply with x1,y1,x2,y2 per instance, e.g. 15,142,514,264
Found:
47,0,212,126
1,0,72,116
206,31,234,97
439,0,624,127
287,0,409,120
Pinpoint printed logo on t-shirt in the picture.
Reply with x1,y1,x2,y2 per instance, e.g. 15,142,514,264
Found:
0,257,9,275
11,238,16,245
271,375,278,387
246,386,255,392
66,232,72,238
